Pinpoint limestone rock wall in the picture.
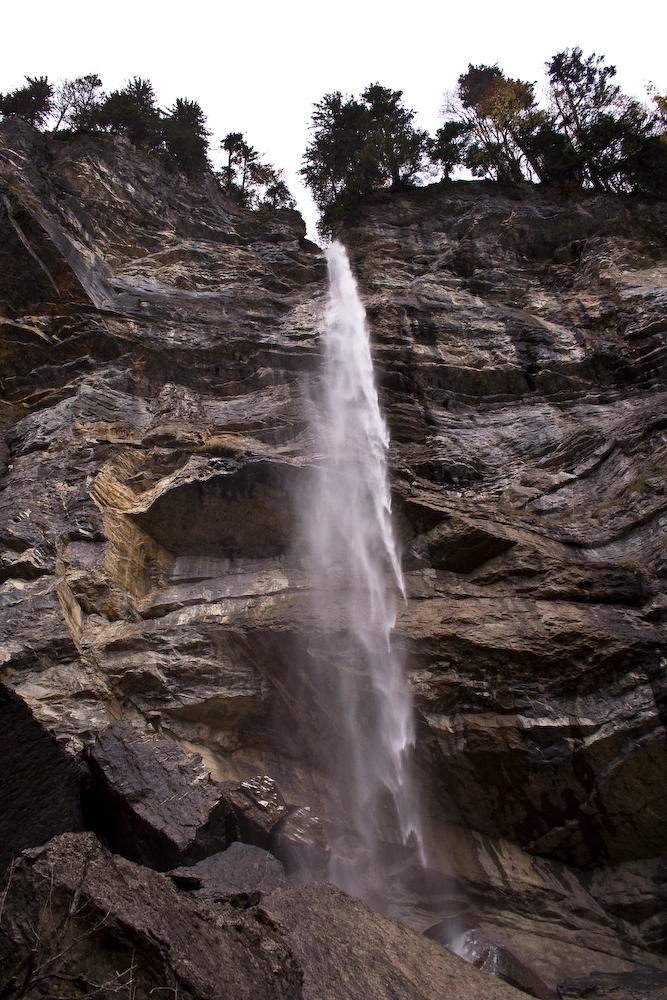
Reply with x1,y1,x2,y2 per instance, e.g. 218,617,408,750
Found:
1,120,666,992
341,184,667,871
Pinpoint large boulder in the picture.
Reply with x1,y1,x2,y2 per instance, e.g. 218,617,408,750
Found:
85,722,236,869
169,841,286,903
0,684,84,873
263,882,529,1000
432,928,554,999
222,773,289,846
0,833,554,1000
0,832,302,1000
85,723,324,873
272,804,330,875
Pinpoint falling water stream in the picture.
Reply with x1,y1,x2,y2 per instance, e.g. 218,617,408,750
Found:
304,240,425,903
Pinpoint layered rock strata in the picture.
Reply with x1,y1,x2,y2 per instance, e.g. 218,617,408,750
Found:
1,119,666,995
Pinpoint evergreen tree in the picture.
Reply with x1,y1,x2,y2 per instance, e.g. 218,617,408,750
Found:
301,91,375,219
217,133,293,208
361,83,429,188
429,121,469,179
219,132,259,201
0,76,53,128
162,98,210,175
248,164,296,209
301,84,427,230
95,77,161,146
219,131,241,189
523,120,582,185
263,173,296,209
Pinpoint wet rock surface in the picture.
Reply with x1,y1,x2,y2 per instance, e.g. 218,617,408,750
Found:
263,882,529,999
1,119,666,994
222,773,290,847
556,967,667,999
425,927,554,998
343,184,667,871
0,833,537,1000
272,804,330,875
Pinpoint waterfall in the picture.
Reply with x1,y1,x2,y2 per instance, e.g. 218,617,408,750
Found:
303,240,425,903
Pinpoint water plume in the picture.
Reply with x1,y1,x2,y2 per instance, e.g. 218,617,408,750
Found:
303,239,425,903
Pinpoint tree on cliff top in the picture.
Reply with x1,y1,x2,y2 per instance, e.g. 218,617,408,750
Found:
161,98,210,175
654,92,667,137
361,83,429,188
94,77,161,147
0,76,53,128
246,162,297,209
428,121,469,179
219,132,259,199
546,48,658,193
301,92,377,219
430,51,666,197
301,84,428,232
439,63,549,184
51,74,104,131
218,132,295,208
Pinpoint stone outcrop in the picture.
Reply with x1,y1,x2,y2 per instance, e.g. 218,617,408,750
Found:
263,882,529,1000
1,118,666,995
86,722,237,868
85,722,322,870
0,832,303,1000
0,832,536,1000
343,183,667,870
0,683,84,873
424,928,553,999
169,841,287,902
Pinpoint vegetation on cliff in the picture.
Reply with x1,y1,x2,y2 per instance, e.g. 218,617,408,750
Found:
0,48,665,232
302,48,666,232
0,73,295,209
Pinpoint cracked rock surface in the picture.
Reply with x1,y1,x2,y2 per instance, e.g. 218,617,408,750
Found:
1,120,666,995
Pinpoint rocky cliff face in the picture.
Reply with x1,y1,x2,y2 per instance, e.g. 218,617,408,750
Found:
345,180,667,853
1,119,666,998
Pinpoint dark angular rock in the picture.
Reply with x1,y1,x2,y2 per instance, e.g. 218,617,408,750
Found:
0,683,84,873
86,722,236,869
170,841,286,903
272,805,330,876
434,927,555,999
0,832,302,1000
222,774,289,847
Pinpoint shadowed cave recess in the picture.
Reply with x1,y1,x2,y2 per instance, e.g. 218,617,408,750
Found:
1,119,667,999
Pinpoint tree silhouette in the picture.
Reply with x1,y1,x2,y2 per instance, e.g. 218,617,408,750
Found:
51,75,104,131
0,76,53,127
301,84,428,230
95,77,161,146
162,98,210,175
546,48,655,192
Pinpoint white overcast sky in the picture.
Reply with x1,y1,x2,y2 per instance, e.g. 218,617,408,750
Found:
3,0,664,238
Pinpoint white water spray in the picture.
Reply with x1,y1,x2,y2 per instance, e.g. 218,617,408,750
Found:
304,240,425,900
